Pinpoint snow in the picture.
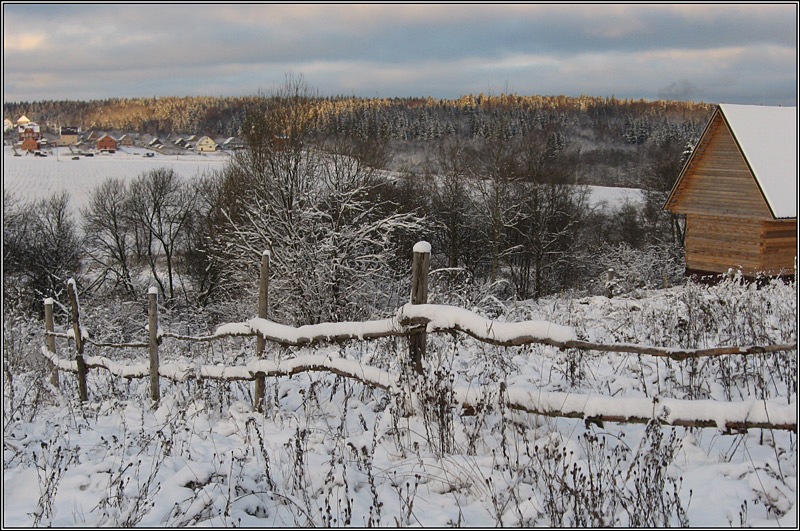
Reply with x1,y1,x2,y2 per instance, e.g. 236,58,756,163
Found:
719,104,797,219
14,279,795,527
2,145,229,222
413,240,432,254
585,185,643,209
400,302,577,343
3,146,644,217
2,142,797,528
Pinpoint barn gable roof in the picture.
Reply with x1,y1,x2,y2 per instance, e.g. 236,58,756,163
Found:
668,104,797,220
718,104,796,219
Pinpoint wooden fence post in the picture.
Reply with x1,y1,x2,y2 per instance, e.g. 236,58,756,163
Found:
254,251,270,412
43,298,59,388
148,287,160,404
66,279,88,402
605,268,616,298
409,241,430,375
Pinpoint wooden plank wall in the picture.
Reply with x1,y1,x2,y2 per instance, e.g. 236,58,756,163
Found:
667,115,774,220
685,215,763,274
686,216,797,276
762,219,798,275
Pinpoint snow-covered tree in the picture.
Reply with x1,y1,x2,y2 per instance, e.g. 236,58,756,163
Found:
207,75,425,325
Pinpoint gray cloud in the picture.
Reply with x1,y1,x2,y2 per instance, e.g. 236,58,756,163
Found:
3,3,796,104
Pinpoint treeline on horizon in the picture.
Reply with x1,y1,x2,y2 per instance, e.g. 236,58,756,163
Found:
2,94,712,141
4,93,714,189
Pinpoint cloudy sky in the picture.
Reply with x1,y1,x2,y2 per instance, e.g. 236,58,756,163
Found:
3,3,797,105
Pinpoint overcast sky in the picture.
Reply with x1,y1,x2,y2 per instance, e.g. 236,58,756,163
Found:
3,3,797,105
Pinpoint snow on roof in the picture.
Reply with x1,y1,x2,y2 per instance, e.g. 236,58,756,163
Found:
719,104,797,219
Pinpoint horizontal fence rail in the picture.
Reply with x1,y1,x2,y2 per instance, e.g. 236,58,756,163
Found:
41,243,797,432
46,304,797,361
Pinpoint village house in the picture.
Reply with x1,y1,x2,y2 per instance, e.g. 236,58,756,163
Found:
18,121,41,142
96,134,117,153
118,134,134,147
221,137,244,150
664,104,797,279
195,135,217,152
59,126,79,146
20,137,39,152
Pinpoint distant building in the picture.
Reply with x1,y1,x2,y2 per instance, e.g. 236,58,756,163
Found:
118,134,134,147
59,126,79,146
97,134,117,152
271,134,290,151
21,137,39,152
18,122,40,141
222,137,244,150
195,135,217,152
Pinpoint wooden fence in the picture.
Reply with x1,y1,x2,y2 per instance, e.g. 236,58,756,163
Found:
41,243,797,432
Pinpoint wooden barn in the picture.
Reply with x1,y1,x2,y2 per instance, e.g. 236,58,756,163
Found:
664,104,797,278
96,134,117,153
20,137,39,152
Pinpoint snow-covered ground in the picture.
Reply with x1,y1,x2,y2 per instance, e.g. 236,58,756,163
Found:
2,145,229,216
3,278,797,527
2,141,794,527
3,145,642,216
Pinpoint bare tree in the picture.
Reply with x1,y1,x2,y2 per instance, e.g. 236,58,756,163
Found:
81,178,139,298
3,191,82,310
641,135,693,246
427,138,478,270
126,168,199,302
181,170,228,308
504,129,588,299
3,191,31,277
468,132,526,283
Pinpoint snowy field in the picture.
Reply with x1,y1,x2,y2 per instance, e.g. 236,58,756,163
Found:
2,145,642,217
2,145,229,215
3,276,797,527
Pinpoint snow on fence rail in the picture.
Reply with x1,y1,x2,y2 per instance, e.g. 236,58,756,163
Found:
40,244,797,432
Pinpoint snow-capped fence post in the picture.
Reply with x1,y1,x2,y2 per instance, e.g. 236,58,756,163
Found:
605,268,616,298
148,287,160,404
66,279,88,402
409,241,430,375
43,298,59,388
253,251,270,412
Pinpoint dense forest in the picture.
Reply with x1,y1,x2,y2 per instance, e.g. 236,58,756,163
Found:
4,81,715,331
